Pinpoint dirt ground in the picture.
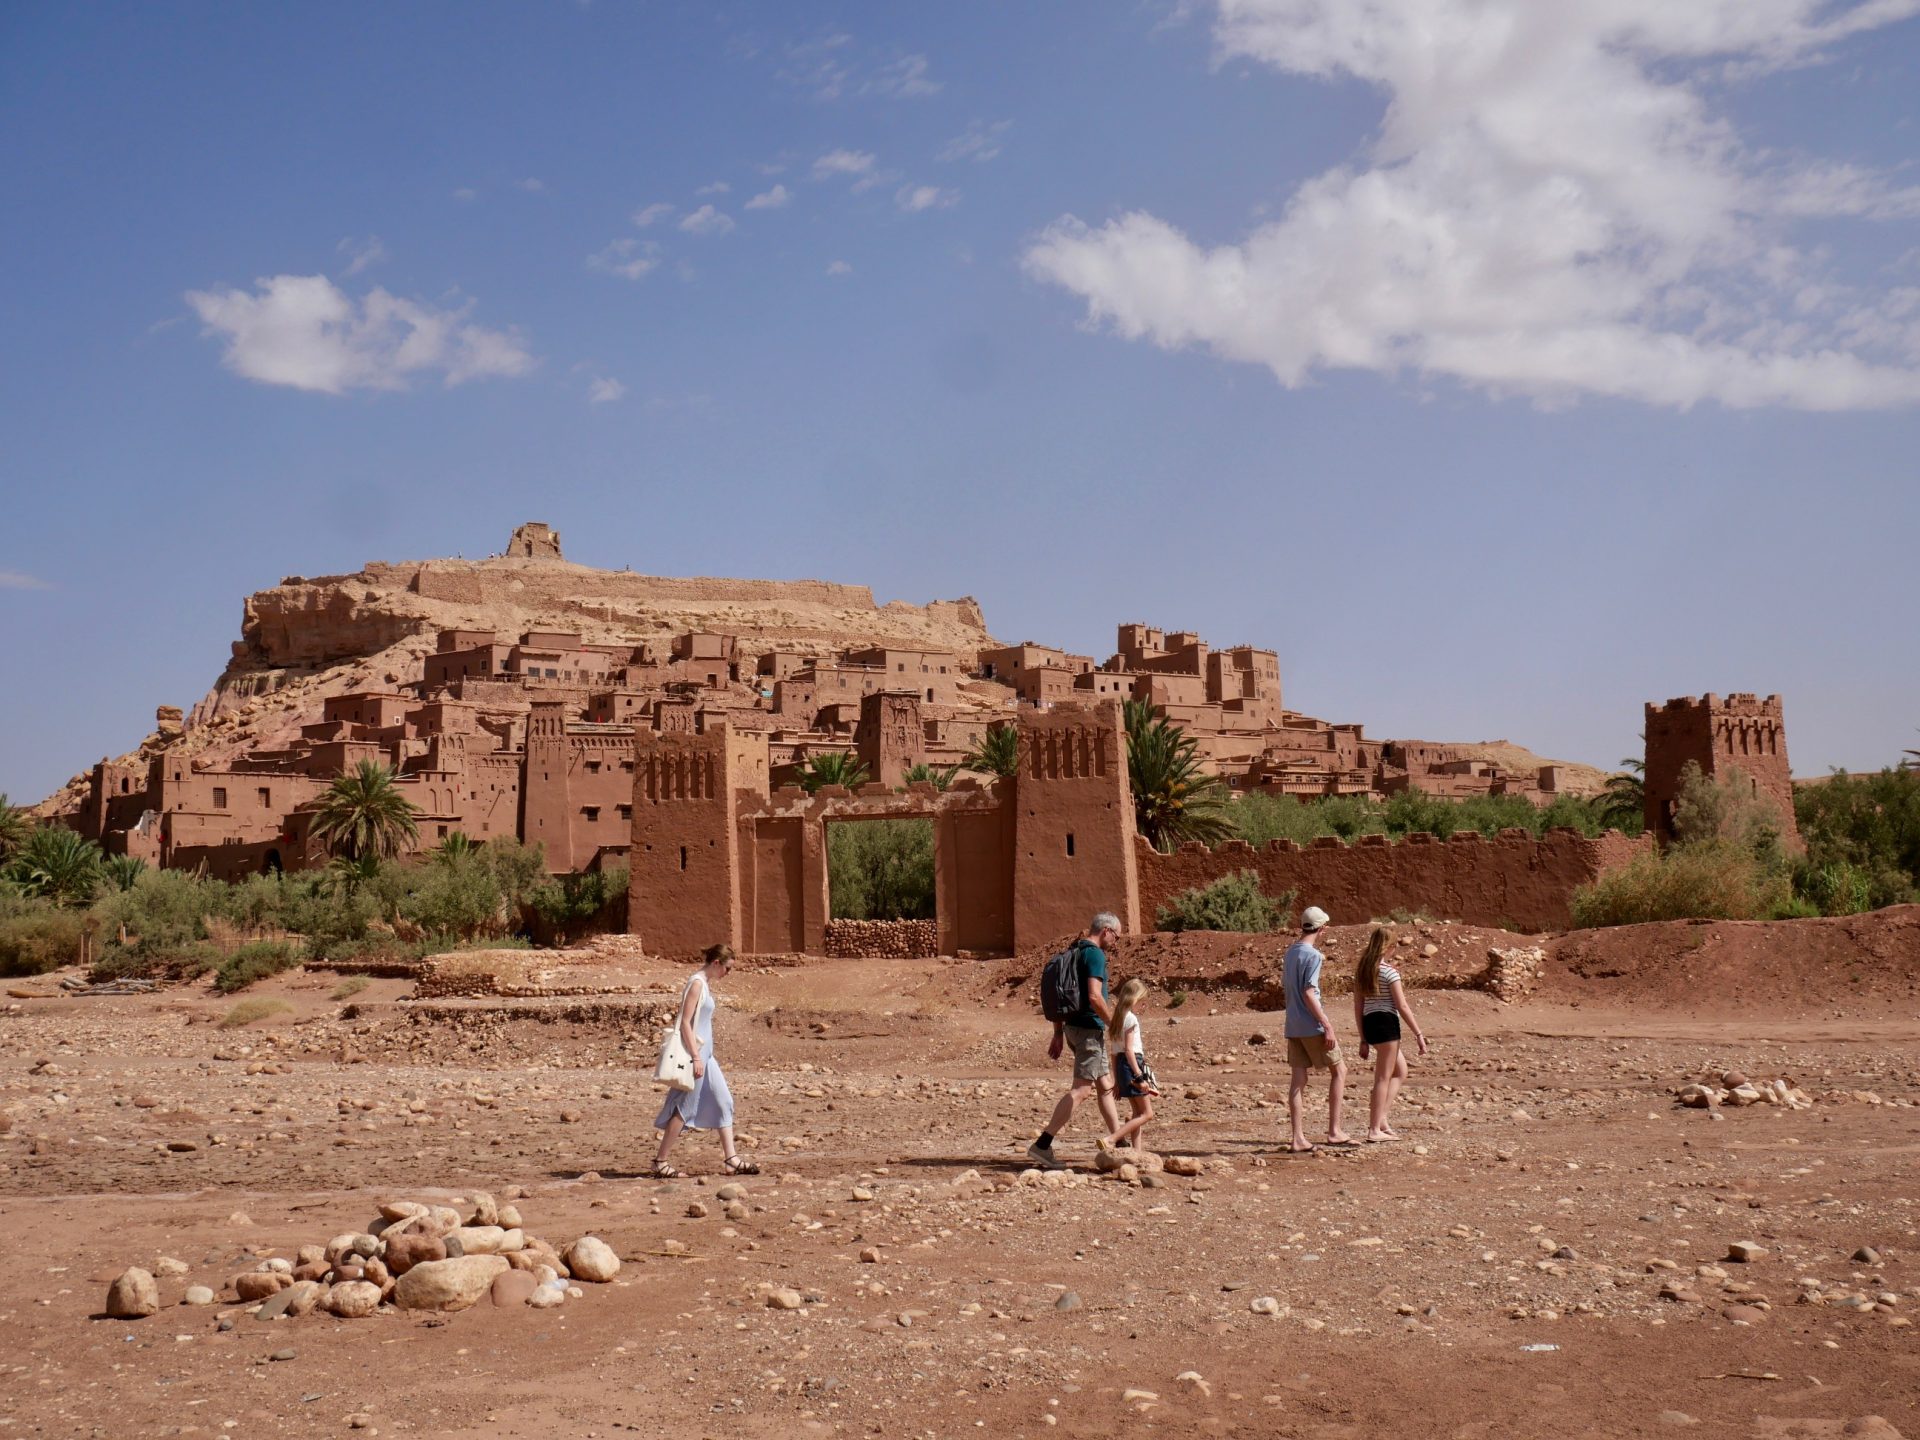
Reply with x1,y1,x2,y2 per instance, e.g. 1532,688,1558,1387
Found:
3,912,1918,1439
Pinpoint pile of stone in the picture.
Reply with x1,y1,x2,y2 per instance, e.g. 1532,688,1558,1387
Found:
822,918,938,958
102,1190,621,1323
1676,1069,1814,1110
1483,946,1546,1002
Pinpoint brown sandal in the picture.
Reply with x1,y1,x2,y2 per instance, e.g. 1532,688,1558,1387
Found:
722,1156,760,1175
650,1162,685,1179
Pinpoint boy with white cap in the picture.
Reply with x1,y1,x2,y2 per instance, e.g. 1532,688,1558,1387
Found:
1283,905,1352,1153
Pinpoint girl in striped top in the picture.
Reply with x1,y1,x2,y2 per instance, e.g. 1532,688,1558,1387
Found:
1351,927,1428,1143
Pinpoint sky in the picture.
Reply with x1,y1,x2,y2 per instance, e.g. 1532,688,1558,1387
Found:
3,0,1919,803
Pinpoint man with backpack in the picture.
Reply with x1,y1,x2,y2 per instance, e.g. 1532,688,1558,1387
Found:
1027,911,1124,1169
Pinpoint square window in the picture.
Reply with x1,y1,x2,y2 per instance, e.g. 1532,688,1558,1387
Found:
212,787,227,809
583,805,601,821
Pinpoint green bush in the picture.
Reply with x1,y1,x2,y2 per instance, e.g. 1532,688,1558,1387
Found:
1156,871,1294,933
279,881,377,959
829,820,935,920
92,868,229,954
1228,789,1620,849
1570,840,1792,927
528,866,628,937
219,997,291,1028
1794,767,1920,910
0,897,85,975
1792,858,1876,917
213,940,303,993
396,854,507,940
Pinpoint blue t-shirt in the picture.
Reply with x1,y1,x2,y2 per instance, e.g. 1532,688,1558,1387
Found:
1069,942,1109,1031
1282,939,1326,1038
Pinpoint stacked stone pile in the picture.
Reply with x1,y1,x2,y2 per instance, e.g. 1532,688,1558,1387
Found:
1676,1069,1815,1110
1483,946,1546,1002
102,1189,621,1324
823,919,938,958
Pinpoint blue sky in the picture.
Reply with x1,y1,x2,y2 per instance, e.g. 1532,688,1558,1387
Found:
4,0,1919,802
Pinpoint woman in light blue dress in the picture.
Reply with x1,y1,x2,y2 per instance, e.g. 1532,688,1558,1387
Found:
652,944,759,1178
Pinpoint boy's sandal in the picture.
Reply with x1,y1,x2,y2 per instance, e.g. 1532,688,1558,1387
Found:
722,1156,761,1175
650,1162,685,1179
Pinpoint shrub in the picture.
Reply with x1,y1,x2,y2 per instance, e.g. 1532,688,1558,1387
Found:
527,866,628,940
219,997,292,1028
1570,840,1791,928
0,897,85,975
1156,871,1294,933
1792,858,1876,917
213,939,303,993
829,820,935,921
396,854,507,941
1794,767,1920,909
92,868,228,954
329,976,369,1001
278,880,377,959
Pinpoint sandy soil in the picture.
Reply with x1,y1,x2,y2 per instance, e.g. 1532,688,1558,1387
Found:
3,915,1918,1439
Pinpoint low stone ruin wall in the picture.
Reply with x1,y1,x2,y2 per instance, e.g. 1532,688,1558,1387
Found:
1138,827,1651,934
822,919,939,958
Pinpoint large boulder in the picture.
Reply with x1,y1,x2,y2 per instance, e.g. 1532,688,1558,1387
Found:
564,1236,620,1283
105,1268,159,1318
393,1255,510,1313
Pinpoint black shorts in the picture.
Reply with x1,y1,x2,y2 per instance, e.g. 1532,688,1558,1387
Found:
1361,1011,1402,1046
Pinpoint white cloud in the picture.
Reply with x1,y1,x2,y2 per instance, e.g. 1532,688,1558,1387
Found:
826,259,853,276
632,202,675,228
1023,0,1920,411
896,184,958,214
0,570,50,590
780,34,940,100
517,177,546,193
452,187,478,202
678,204,736,236
587,238,660,280
696,180,732,196
939,119,1011,164
184,274,534,394
812,148,876,180
587,376,626,405
864,53,940,99
336,235,387,276
745,184,792,210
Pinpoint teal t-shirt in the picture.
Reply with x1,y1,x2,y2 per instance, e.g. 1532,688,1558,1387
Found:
1069,942,1109,1030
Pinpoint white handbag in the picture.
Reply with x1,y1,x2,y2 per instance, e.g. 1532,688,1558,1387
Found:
653,977,698,1092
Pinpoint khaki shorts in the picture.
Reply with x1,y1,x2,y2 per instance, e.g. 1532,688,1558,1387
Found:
1063,1025,1111,1082
1287,1034,1343,1070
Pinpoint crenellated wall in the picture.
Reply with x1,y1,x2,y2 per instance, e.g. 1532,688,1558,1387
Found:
1136,827,1652,935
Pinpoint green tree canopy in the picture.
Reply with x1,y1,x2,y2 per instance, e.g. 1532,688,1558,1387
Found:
961,724,1020,779
1125,701,1234,852
797,750,872,794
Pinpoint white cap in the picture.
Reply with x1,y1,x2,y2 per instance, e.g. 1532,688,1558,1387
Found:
1301,905,1330,931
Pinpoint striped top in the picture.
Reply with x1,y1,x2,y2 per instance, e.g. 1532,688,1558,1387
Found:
1362,963,1402,1016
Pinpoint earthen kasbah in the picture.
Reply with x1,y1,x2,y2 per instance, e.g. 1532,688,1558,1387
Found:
40,524,1778,937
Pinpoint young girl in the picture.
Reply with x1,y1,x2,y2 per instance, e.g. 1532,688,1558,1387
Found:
652,943,760,1178
1104,977,1161,1151
1351,928,1429,1143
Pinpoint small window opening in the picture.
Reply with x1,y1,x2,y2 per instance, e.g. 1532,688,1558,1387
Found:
1066,832,1076,857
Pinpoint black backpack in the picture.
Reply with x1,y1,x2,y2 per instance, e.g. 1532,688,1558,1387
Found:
1040,940,1087,1023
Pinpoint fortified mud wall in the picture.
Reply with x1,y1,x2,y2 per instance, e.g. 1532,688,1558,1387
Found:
822,919,939,958
1136,828,1652,934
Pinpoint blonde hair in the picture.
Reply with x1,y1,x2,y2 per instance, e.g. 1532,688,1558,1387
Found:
1354,927,1389,996
1107,976,1149,1041
702,943,735,967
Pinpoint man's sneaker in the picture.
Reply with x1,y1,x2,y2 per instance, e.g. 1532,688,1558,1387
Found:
1024,1141,1066,1170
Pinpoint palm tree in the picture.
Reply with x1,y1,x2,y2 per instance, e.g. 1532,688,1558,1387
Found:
310,760,421,862
432,831,477,866
327,850,385,897
1596,756,1646,831
101,854,147,892
902,763,959,792
0,794,30,861
4,826,106,906
797,750,872,794
961,724,1020,779
1125,703,1234,853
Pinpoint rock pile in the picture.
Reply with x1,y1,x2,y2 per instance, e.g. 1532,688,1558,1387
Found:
822,919,938,959
1483,947,1545,1002
1676,1070,1814,1110
101,1190,621,1324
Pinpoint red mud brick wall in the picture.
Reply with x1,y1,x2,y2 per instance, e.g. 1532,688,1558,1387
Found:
1136,828,1651,934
